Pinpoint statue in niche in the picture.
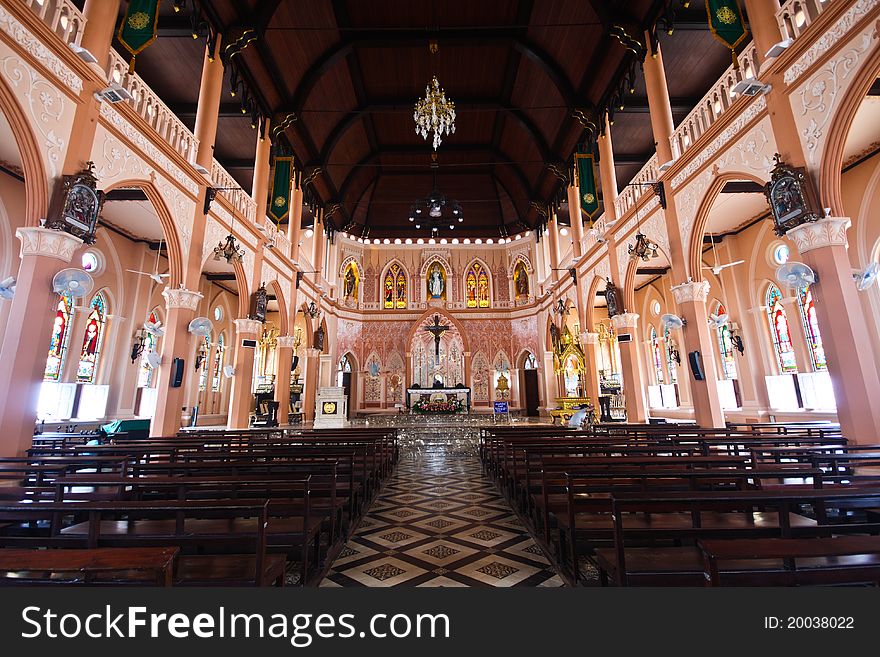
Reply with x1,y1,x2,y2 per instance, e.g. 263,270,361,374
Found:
427,262,446,299
605,278,621,318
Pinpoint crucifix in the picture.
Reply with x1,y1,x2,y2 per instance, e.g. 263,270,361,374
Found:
423,314,451,358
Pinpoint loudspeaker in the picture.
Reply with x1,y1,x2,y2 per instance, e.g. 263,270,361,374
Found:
170,357,185,388
688,351,704,381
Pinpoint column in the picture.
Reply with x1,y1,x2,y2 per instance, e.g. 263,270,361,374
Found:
274,335,297,424
227,318,262,429
780,296,813,372
610,313,649,423
580,331,603,410
81,0,122,73
786,218,880,443
546,213,561,281
289,184,304,263
0,228,83,456
193,38,225,171
742,0,786,67
151,287,204,437
251,119,272,225
671,281,726,428
567,183,584,259
302,348,320,422
311,211,325,277
541,351,558,412
643,35,675,165
598,113,619,222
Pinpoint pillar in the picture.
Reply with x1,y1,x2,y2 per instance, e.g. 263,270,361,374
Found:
547,213,561,281
580,331,603,410
0,228,83,455
274,335,297,424
567,184,584,259
611,313,649,423
251,119,272,225
671,281,726,428
303,348,320,422
81,0,122,73
151,287,204,437
598,113,619,222
742,0,786,67
289,186,304,263
227,318,262,429
541,351,558,412
193,38,225,172
643,34,675,165
311,211,325,277
786,218,880,443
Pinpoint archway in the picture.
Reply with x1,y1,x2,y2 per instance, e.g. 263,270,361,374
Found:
518,349,540,416
337,351,358,418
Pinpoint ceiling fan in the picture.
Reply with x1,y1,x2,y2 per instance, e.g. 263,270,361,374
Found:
702,232,744,275
127,239,170,284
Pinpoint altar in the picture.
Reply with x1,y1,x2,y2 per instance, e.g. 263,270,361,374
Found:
406,387,471,413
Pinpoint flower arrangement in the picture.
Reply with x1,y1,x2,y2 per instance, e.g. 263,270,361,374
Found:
412,398,463,414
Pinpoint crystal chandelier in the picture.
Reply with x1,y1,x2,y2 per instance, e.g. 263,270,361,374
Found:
414,76,456,150
213,233,244,264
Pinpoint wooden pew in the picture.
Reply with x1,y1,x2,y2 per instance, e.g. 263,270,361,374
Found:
0,547,179,586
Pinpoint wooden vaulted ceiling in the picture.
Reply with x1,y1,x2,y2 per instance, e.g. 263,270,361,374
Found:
99,1,734,237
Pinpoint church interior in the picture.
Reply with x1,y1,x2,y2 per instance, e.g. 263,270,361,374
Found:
0,0,879,588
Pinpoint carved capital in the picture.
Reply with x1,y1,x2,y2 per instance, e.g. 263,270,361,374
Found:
16,227,83,262
162,287,203,311
611,312,640,329
234,318,263,336
276,335,299,348
671,280,711,304
580,331,600,345
786,216,851,253
304,348,321,357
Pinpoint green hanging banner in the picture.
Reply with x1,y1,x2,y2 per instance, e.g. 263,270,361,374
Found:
575,152,600,221
706,0,749,69
117,0,161,73
267,157,293,225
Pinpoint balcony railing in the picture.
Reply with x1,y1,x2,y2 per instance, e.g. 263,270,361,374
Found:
24,0,85,45
614,153,659,219
106,50,199,164
210,159,257,223
777,0,834,40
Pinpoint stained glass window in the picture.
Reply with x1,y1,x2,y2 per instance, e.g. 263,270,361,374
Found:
664,324,678,385
138,311,160,388
384,263,407,309
44,293,73,382
798,286,827,371
76,293,107,384
198,335,211,391
650,326,664,384
212,333,225,392
715,303,738,380
466,263,490,308
524,352,538,369
766,284,797,373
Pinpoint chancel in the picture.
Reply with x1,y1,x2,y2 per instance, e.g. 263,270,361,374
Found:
0,0,878,591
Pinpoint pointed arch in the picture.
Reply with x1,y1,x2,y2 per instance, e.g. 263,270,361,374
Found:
76,290,109,384
797,285,827,372
265,279,289,334
464,257,492,308
471,351,491,402
765,283,797,374
405,309,471,355
381,258,409,310
44,293,74,382
422,256,451,302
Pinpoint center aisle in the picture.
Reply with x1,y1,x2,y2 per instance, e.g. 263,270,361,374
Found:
320,435,564,587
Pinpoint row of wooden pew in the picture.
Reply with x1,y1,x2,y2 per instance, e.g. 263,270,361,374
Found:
479,422,880,586
0,427,397,586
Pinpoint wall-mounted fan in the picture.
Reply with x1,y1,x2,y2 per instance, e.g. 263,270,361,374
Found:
776,262,817,289
0,276,15,300
223,364,235,378
708,312,729,329
143,319,164,337
661,313,686,330
187,317,214,337
853,263,880,291
127,239,170,284
52,268,94,299
145,351,162,369
703,260,744,276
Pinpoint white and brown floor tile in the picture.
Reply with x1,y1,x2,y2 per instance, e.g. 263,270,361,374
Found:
320,440,564,587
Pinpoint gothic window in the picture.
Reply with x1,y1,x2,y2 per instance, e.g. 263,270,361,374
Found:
138,310,160,388
466,262,490,308
715,304,738,380
76,293,107,384
664,324,678,385
650,325,664,384
384,263,407,309
198,335,211,391
766,284,797,374
212,333,225,392
797,286,827,372
44,293,73,382
523,352,538,370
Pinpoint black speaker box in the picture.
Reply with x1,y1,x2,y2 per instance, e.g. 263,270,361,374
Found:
688,351,704,381
170,357,185,387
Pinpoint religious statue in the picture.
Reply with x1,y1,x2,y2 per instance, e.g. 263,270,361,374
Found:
423,314,450,357
515,264,529,297
313,325,325,352
605,278,620,317
427,263,445,299
763,154,820,237
343,265,357,299
46,162,104,244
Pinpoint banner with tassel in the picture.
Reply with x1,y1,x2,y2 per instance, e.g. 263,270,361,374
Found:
575,152,600,221
706,0,749,69
117,0,161,73
267,156,293,225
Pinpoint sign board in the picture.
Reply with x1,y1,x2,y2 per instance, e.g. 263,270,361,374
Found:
617,333,633,343
241,339,258,348
493,401,509,414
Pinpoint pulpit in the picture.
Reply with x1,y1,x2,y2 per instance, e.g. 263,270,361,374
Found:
314,387,350,428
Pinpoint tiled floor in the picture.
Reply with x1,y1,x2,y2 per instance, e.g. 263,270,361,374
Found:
320,435,565,587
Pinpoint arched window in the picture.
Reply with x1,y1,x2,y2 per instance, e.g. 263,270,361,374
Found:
384,263,407,309
797,286,827,371
766,284,797,373
466,262,490,308
715,303,738,380
198,335,211,391
664,324,678,385
138,311,160,388
44,293,74,382
523,352,538,369
76,293,107,384
211,333,225,392
649,326,664,384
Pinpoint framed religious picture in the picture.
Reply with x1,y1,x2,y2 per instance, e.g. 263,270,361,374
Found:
764,154,821,237
45,162,104,244
250,282,268,322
